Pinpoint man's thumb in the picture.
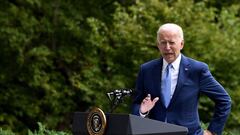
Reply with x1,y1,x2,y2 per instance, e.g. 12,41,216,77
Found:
152,97,159,104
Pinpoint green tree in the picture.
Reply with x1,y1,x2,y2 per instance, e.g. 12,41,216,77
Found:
1,0,240,134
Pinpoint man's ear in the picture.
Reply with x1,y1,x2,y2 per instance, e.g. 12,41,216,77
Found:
180,40,184,50
156,42,160,50
157,44,161,51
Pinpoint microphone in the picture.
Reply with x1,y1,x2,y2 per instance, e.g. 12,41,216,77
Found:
107,89,133,100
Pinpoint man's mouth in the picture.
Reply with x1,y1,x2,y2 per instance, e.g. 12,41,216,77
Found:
164,53,173,55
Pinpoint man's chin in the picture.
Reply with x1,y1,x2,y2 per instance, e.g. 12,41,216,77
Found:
163,56,175,63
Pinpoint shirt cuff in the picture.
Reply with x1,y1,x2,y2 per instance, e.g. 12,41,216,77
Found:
139,110,149,117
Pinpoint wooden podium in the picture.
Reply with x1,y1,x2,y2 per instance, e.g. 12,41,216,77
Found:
72,112,188,135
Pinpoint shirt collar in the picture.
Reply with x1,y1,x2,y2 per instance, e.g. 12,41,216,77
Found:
163,54,182,71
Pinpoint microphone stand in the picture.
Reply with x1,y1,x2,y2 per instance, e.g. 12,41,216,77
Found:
106,89,132,113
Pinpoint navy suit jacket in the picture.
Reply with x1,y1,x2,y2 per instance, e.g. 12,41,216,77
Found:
132,55,231,135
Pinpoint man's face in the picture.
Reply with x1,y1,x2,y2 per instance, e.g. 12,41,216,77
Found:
157,29,184,63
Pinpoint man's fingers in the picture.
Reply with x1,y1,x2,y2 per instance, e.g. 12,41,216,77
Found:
143,94,151,102
147,94,151,99
142,94,159,105
204,130,213,135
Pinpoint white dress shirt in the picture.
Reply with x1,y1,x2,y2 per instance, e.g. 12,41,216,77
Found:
162,54,181,98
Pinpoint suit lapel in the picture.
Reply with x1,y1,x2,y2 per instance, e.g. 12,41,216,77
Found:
152,58,165,107
169,55,190,107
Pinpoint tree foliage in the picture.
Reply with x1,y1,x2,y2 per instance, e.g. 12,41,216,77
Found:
0,0,240,134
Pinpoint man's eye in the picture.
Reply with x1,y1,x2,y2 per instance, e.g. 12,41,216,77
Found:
169,42,175,45
161,41,167,45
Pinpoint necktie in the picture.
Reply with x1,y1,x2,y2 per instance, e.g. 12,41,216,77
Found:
162,64,172,108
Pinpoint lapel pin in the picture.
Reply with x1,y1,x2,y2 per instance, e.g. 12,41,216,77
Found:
185,68,188,71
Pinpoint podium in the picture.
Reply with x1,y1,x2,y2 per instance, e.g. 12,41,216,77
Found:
72,112,188,135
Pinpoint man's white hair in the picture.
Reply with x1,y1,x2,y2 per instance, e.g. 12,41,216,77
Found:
157,23,184,43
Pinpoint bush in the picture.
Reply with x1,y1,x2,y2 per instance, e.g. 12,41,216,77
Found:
0,123,70,135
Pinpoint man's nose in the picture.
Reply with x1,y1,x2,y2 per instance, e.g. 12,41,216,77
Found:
165,43,171,49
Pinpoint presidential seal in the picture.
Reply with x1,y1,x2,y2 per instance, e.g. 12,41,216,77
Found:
87,107,107,135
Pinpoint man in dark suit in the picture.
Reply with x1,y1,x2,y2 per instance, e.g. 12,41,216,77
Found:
132,23,231,135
